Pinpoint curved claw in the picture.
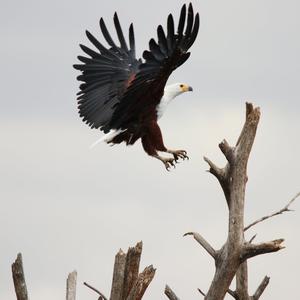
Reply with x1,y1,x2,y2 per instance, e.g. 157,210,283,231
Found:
168,149,189,161
165,158,176,170
158,157,177,171
154,154,182,171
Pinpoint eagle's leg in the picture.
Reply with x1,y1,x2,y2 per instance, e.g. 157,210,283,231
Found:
166,149,189,161
142,121,181,170
142,135,176,170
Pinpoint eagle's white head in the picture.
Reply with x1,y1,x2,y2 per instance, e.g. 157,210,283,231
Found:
157,83,193,119
164,83,193,99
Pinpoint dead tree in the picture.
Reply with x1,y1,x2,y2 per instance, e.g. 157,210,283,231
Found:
84,241,156,300
11,103,298,300
183,103,290,300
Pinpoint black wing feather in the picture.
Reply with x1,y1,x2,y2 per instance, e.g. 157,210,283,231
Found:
79,44,100,58
129,24,135,57
186,13,200,49
184,3,194,37
167,14,175,55
114,13,129,52
157,25,168,56
99,18,118,49
177,4,186,37
85,30,105,53
149,39,165,61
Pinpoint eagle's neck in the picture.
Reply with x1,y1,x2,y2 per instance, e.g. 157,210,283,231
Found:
156,87,181,119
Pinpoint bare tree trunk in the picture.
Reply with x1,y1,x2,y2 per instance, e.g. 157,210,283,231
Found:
185,103,284,300
12,253,29,300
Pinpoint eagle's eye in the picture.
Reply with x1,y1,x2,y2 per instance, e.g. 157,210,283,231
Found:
180,84,184,88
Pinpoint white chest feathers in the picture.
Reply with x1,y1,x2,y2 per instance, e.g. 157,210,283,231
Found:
156,95,170,119
156,84,183,119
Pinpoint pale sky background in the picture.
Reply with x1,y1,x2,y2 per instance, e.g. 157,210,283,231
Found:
1,0,300,299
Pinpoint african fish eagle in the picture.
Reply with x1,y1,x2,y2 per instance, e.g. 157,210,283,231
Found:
74,3,199,170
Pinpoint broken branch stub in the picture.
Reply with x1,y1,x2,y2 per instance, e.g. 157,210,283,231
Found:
108,241,154,300
66,271,77,300
12,253,29,300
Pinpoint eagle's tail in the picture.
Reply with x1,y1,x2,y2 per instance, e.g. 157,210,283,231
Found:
89,129,125,149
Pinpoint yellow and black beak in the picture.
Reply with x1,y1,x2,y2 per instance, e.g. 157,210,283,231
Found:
180,84,193,92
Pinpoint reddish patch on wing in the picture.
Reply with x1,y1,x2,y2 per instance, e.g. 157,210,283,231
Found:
126,72,136,88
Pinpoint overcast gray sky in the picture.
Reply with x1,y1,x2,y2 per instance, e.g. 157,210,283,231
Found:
1,0,300,299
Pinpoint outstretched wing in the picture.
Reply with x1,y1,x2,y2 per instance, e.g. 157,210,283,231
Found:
108,3,200,130
73,13,141,132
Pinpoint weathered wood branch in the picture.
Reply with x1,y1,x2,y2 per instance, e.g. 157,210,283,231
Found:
242,239,284,260
84,282,107,300
110,249,127,300
12,253,29,300
203,156,231,206
66,271,77,300
110,249,126,300
198,288,206,297
249,234,257,244
106,241,154,300
81,241,154,300
219,139,235,164
165,285,180,300
235,262,249,299
227,289,238,299
184,232,217,259
203,156,226,181
252,276,270,300
244,192,300,231
236,192,298,299
123,242,143,299
126,265,156,300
